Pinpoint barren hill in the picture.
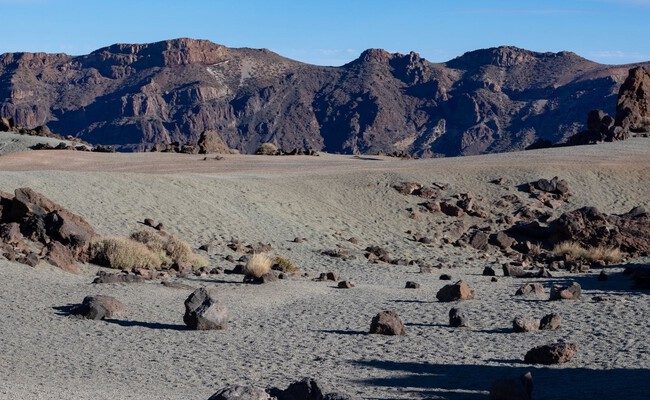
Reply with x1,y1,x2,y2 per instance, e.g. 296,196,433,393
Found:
0,38,647,155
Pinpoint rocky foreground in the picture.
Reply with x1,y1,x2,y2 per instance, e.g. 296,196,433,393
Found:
0,139,648,399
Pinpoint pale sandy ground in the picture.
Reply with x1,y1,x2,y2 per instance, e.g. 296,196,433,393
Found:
0,139,648,400
0,132,80,155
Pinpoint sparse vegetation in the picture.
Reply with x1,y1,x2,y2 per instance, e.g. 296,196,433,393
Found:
244,253,273,277
256,142,278,155
89,236,164,270
273,255,300,274
130,229,208,269
553,241,622,263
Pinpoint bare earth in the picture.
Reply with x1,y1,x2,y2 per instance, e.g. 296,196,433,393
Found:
0,139,648,400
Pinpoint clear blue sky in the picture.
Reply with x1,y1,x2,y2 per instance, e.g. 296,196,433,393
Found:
1,0,648,65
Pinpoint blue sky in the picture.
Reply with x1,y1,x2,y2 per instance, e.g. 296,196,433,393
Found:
1,0,648,65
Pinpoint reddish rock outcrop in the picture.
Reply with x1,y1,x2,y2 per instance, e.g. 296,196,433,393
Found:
616,66,650,133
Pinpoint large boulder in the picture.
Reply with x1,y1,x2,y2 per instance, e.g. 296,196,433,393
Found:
524,342,577,365
436,280,475,302
207,385,273,400
512,316,539,333
198,130,231,154
369,310,406,335
184,287,228,330
616,66,650,134
489,372,533,400
71,295,126,320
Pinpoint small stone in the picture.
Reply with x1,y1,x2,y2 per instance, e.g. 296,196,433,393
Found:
524,342,577,364
513,316,539,333
337,280,355,289
439,274,452,280
539,313,561,330
449,307,469,327
405,281,420,289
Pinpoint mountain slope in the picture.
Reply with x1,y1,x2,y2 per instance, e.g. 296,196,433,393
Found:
0,38,647,155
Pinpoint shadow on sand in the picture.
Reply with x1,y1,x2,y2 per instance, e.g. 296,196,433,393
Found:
352,359,650,400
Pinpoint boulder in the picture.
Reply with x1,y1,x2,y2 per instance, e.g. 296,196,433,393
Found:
515,283,545,297
45,209,96,251
449,307,469,327
337,280,355,289
539,313,561,330
183,287,228,330
616,66,650,133
198,130,231,154
469,230,489,250
482,266,496,276
490,231,515,249
207,385,272,400
549,282,581,300
0,222,23,244
440,201,463,217
46,241,79,273
393,181,422,195
489,372,533,400
524,342,577,364
513,316,539,333
71,295,125,320
369,310,406,335
436,280,474,302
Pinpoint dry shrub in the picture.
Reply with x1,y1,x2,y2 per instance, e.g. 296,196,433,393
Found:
244,253,272,277
273,255,300,274
553,241,622,263
130,229,208,269
164,235,208,269
89,236,163,270
256,142,278,155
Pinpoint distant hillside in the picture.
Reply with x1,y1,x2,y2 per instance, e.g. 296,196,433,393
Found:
0,38,647,156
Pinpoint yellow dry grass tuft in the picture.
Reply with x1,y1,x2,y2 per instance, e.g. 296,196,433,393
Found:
273,255,300,274
244,253,273,278
89,236,164,270
130,229,208,269
553,241,622,263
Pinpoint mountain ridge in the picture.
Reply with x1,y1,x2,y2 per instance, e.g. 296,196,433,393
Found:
1,38,648,156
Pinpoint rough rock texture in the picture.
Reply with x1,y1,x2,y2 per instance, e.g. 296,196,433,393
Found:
369,310,406,335
524,342,578,365
489,372,533,400
539,313,562,330
71,295,126,320
183,287,228,330
272,378,323,400
449,307,469,327
1,39,646,156
512,316,539,333
549,206,650,256
207,385,273,400
616,66,650,133
436,280,475,302
550,282,582,300
515,283,546,297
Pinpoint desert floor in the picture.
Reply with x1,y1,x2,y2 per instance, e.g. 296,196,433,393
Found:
0,138,648,400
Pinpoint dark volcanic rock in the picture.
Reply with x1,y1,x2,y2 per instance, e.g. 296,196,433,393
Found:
2,41,641,156
550,282,582,300
71,295,125,320
183,287,228,330
524,342,577,364
369,310,405,335
449,307,469,327
207,386,272,400
436,280,475,302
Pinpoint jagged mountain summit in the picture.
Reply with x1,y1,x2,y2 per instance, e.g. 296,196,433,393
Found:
0,38,647,156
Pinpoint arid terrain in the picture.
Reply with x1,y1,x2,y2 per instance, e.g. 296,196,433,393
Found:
0,135,648,400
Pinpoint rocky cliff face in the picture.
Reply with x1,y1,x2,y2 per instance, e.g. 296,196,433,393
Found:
616,66,650,133
0,38,647,155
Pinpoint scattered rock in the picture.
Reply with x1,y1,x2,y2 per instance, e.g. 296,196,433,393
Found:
207,385,272,400
271,377,323,400
524,342,577,364
482,266,496,276
513,316,539,333
436,280,475,302
369,310,406,335
71,295,125,320
439,274,452,280
405,281,420,289
489,372,533,400
337,280,355,289
549,282,582,300
449,307,469,327
183,287,228,330
539,313,561,330
469,230,489,250
515,283,545,297
490,231,515,249
440,201,464,217
92,271,145,284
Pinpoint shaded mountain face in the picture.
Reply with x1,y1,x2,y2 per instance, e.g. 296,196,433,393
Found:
0,38,647,156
